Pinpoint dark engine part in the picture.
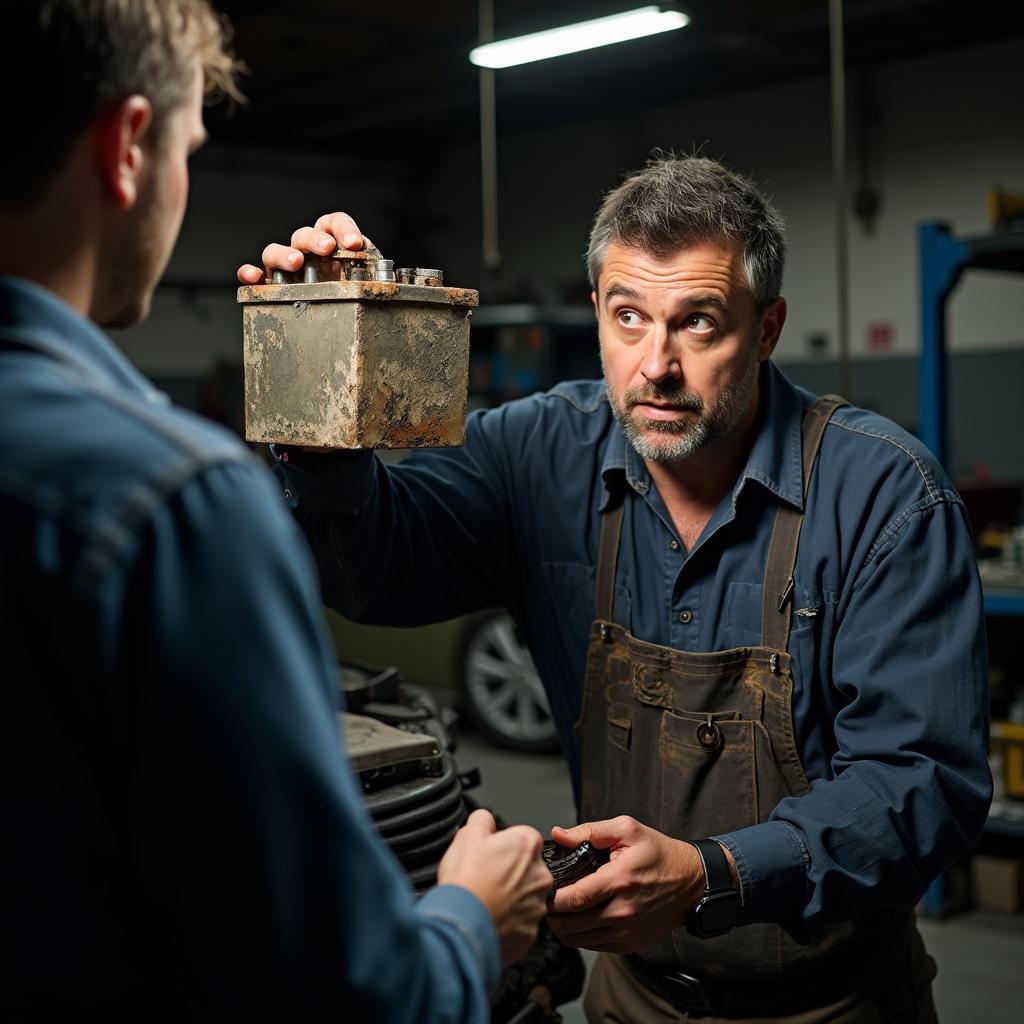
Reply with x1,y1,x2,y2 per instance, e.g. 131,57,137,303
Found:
542,840,609,898
340,661,473,891
338,662,584,1021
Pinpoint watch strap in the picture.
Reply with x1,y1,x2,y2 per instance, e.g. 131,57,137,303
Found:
690,838,735,894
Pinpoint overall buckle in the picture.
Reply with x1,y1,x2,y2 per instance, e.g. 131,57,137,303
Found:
627,956,716,1015
661,970,714,1013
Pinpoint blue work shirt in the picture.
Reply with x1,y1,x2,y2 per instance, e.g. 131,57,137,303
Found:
282,361,992,941
0,274,498,1023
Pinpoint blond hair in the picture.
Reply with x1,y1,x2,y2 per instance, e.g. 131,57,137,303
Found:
3,0,244,207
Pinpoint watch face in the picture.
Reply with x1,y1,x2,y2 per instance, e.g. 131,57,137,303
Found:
695,891,740,936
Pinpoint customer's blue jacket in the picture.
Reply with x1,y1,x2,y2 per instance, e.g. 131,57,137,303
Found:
280,358,992,943
0,274,498,1023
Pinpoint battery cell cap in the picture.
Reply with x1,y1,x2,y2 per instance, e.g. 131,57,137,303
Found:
372,259,396,282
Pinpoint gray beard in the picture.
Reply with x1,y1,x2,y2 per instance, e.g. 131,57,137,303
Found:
603,349,760,465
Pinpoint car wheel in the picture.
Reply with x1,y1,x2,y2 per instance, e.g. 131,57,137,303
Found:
459,611,560,753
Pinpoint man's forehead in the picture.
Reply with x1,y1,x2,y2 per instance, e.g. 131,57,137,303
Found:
598,239,744,295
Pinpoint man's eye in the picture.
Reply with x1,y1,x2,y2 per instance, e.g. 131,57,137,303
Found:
687,314,715,332
617,310,642,327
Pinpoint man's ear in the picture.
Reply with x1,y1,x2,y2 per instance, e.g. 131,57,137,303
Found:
94,95,153,210
591,289,599,320
757,297,787,361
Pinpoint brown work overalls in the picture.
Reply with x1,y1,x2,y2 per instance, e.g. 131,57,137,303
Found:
576,397,938,1022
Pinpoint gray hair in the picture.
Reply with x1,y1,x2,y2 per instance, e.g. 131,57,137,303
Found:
586,155,786,309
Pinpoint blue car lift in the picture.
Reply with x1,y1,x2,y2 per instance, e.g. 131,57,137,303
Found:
917,223,1024,916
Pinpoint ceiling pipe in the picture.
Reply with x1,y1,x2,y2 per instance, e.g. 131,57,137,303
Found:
479,0,501,272
829,0,851,398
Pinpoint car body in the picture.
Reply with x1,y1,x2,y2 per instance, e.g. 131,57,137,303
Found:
326,608,560,753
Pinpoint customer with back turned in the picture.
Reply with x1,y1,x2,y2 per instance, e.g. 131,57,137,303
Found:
0,3,551,1021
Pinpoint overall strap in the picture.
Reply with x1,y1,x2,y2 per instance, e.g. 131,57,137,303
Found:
760,395,847,651
595,495,625,623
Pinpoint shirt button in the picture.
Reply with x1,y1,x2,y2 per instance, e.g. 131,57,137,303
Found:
669,539,680,551
678,609,692,624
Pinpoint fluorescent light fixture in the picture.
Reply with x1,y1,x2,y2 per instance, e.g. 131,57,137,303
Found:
469,5,690,70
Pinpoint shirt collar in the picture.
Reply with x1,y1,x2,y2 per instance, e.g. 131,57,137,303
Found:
599,414,646,511
599,360,805,512
738,360,804,510
0,274,168,404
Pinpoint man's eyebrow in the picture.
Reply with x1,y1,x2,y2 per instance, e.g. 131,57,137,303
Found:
602,283,641,305
602,283,731,316
682,293,730,315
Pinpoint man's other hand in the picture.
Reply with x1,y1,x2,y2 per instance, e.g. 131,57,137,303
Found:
545,816,705,954
437,809,552,966
236,212,368,285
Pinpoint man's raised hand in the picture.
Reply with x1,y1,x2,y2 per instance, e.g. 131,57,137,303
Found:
237,212,368,285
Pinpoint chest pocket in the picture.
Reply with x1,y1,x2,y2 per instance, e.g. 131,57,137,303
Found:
723,580,833,649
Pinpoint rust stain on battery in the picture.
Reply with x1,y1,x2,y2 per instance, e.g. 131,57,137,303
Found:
239,274,475,449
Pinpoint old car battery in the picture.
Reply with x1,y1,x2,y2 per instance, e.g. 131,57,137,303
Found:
237,248,478,448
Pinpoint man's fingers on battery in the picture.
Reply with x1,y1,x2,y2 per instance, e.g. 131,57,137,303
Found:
236,263,264,284
290,226,338,254
314,212,365,250
261,242,304,274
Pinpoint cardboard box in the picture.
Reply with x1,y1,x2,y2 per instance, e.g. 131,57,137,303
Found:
990,721,1024,800
971,854,1024,913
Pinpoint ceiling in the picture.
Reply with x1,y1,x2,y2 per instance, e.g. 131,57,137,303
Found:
207,0,1024,159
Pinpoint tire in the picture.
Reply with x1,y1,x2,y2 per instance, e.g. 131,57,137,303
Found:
458,610,560,754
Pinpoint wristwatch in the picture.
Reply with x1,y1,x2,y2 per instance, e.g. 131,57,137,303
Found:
686,838,741,938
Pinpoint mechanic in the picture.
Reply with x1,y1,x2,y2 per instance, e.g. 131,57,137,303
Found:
243,155,992,1023
0,3,551,1021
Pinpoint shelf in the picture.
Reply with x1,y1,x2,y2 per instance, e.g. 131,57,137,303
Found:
985,811,1024,839
962,230,1024,274
984,589,1024,617
980,562,1024,616
471,303,594,329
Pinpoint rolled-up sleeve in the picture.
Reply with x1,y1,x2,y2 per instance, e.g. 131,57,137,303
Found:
717,495,991,941
107,460,498,1022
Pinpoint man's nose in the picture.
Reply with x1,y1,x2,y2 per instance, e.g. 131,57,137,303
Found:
640,326,681,385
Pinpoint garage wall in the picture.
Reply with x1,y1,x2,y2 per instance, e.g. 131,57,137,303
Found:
113,152,401,374
425,36,1024,361
110,35,1023,475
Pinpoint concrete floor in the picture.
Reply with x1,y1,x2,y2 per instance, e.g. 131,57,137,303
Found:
455,734,1024,1023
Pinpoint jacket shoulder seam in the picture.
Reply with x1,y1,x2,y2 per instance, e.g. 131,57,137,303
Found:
828,418,940,501
862,491,963,568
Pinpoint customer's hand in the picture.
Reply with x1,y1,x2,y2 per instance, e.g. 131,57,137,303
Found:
236,212,369,284
545,816,705,954
438,809,552,966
